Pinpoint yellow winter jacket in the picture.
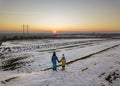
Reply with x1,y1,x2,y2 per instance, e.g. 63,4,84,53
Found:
61,57,66,67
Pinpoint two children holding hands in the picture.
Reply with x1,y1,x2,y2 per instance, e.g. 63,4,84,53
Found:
51,52,66,71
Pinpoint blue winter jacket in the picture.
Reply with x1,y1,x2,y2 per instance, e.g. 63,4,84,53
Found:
52,56,59,64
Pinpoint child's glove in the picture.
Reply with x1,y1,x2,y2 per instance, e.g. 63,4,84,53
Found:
58,61,61,63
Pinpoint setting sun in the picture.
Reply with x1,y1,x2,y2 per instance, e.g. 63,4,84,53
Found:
53,30,56,34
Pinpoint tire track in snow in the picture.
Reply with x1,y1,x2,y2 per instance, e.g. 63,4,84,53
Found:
0,39,103,54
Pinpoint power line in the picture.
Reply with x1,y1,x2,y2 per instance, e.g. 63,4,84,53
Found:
22,24,29,37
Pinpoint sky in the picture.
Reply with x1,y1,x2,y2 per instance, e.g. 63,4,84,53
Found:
0,0,120,33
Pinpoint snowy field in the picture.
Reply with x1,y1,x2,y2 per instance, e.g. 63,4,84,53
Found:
0,38,120,86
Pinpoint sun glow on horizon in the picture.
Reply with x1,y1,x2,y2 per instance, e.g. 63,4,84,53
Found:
53,30,56,34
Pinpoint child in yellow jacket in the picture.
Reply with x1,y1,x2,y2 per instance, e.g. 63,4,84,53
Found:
61,54,66,70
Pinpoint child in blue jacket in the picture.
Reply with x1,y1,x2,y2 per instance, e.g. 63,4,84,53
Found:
51,52,60,71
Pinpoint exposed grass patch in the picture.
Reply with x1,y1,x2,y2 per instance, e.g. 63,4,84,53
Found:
0,55,7,59
81,67,88,72
1,76,19,84
0,56,30,71
0,53,4,59
98,72,106,78
105,70,120,84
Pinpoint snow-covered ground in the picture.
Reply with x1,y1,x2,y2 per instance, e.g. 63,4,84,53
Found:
0,39,120,86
